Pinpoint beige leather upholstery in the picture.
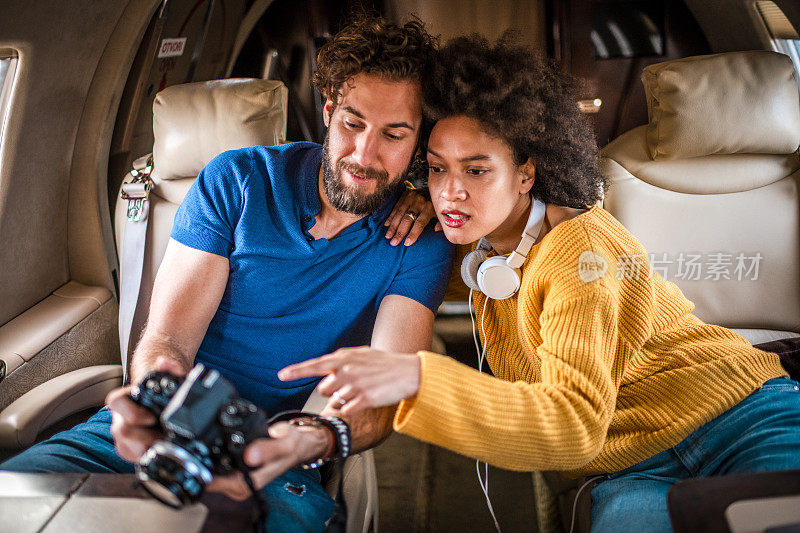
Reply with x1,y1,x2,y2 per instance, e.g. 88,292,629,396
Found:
116,79,377,532
152,78,287,181
115,79,289,348
642,51,800,160
0,365,122,448
726,494,800,532
603,51,800,337
0,281,119,447
729,329,800,345
0,282,112,369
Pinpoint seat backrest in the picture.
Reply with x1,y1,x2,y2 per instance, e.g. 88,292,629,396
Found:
601,51,800,342
114,78,287,344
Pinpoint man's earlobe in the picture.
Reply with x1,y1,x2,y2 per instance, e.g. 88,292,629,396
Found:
323,100,334,127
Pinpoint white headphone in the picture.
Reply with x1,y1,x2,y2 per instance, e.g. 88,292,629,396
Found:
460,198,547,300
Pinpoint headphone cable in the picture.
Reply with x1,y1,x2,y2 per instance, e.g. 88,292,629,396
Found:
469,290,502,533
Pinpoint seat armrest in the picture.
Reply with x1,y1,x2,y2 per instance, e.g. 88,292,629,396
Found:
337,449,379,533
0,365,122,449
726,495,800,533
302,387,328,414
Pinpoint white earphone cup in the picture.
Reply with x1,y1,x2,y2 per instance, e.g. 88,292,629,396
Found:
461,248,490,291
477,256,521,300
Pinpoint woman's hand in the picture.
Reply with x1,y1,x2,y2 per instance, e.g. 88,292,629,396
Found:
384,189,441,246
278,347,422,415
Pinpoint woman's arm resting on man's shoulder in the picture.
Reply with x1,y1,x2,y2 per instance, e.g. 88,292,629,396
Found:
384,189,441,246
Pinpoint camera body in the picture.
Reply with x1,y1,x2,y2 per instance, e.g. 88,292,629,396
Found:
130,364,270,507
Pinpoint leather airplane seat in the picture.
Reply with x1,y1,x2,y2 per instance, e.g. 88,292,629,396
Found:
601,50,800,343
114,78,288,348
114,78,377,533
540,50,800,533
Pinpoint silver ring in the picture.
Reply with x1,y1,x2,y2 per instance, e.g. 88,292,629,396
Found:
405,210,419,223
332,390,347,407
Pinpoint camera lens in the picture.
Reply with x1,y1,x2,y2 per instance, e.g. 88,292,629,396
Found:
136,440,213,508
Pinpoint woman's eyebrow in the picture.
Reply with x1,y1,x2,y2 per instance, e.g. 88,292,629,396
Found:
427,147,491,163
459,154,491,162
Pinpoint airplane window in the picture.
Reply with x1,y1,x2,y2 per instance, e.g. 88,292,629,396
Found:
754,2,800,99
0,51,18,148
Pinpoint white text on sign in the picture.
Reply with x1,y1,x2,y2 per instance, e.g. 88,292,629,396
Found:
158,38,187,58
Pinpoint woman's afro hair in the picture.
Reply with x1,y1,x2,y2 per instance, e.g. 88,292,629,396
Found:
423,35,607,208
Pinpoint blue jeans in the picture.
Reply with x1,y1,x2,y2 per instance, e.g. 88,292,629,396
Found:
0,408,335,532
591,377,800,532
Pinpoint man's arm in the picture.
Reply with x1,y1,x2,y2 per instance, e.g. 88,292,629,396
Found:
131,239,230,382
106,239,229,462
319,294,434,452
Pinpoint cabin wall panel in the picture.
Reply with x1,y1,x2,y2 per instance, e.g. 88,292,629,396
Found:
68,0,160,293
386,0,546,50
109,0,247,195
549,0,712,146
0,1,130,325
684,0,769,52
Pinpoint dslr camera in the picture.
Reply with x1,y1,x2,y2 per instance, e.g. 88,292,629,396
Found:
129,363,270,507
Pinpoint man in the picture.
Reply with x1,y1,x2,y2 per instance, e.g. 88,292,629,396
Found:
1,16,452,531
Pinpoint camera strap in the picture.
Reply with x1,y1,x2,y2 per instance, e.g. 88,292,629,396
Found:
243,470,269,533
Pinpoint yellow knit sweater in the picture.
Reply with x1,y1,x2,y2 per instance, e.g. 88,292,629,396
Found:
394,206,786,477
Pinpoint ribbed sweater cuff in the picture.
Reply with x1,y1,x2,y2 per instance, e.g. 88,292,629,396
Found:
394,351,469,437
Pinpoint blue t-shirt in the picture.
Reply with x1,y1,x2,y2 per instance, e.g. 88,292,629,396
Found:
170,142,453,413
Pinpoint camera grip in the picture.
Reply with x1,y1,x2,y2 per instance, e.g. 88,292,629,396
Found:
128,370,183,419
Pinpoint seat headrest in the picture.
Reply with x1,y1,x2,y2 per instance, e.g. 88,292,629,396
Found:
152,78,288,180
642,51,800,160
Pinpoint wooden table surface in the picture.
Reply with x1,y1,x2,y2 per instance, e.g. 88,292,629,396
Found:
0,472,258,532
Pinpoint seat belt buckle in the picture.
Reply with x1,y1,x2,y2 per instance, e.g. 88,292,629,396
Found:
122,155,154,222
122,182,151,221
124,195,149,222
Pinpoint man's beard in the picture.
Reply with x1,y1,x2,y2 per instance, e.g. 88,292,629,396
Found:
321,133,407,216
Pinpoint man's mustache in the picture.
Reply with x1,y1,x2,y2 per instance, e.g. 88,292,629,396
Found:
338,160,388,182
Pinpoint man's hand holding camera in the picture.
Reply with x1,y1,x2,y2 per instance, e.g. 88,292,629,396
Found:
207,418,333,501
106,357,335,503
106,357,184,464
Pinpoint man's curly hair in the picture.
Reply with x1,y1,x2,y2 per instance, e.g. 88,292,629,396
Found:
424,36,606,208
312,15,436,103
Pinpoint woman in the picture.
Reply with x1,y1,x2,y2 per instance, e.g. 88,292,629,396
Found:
279,36,800,531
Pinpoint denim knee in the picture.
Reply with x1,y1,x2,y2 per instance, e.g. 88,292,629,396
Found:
0,408,133,474
261,468,335,533
590,473,673,533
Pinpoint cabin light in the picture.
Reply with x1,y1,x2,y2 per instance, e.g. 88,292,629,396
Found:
578,98,603,113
